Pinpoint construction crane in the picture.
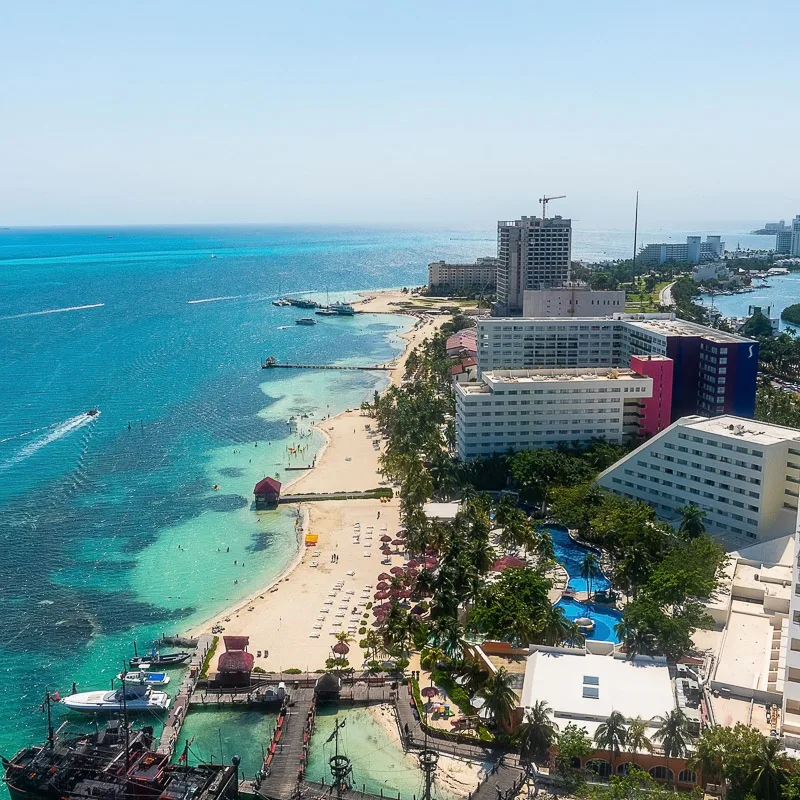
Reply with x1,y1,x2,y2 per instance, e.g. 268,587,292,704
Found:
539,194,566,219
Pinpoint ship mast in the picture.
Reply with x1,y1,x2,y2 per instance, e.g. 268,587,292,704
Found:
418,683,439,800
121,663,130,770
326,717,351,800
45,687,54,750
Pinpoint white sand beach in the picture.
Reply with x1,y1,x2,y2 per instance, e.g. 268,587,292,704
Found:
190,291,454,672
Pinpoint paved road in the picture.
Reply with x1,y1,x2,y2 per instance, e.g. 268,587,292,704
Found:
659,281,676,307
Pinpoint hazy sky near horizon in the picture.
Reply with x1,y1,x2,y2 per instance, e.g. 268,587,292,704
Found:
2,1,798,230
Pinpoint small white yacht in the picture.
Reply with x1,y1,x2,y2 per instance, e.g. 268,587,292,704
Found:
61,684,171,714
116,669,171,687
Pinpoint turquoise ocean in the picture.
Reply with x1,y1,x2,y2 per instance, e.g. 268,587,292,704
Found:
0,223,769,780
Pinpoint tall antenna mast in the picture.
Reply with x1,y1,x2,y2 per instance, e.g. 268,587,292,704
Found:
632,191,639,272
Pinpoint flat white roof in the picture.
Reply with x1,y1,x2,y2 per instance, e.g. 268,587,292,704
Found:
483,368,649,385
624,317,751,344
679,415,800,446
422,501,461,520
520,649,674,725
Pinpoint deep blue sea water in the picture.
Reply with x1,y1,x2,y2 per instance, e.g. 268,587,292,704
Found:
0,225,497,764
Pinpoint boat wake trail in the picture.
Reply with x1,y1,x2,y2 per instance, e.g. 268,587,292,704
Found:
186,296,242,304
0,412,100,472
0,303,105,321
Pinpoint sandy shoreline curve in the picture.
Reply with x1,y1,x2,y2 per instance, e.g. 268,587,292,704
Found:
186,290,453,672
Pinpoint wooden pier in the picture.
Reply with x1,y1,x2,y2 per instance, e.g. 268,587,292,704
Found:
156,634,211,756
261,363,392,372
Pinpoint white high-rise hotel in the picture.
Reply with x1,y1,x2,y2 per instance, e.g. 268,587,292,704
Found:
496,216,572,315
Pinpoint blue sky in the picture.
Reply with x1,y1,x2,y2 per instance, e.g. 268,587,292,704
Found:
1,0,798,229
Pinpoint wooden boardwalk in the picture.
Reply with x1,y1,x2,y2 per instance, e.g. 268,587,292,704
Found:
256,689,317,800
156,634,212,756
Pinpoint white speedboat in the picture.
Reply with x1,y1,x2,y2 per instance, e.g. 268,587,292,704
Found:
116,669,171,687
61,684,171,714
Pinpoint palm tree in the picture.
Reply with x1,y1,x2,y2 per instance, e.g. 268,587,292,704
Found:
678,504,706,540
580,552,602,602
614,618,657,659
626,717,653,761
479,667,518,731
419,646,446,672
519,700,559,764
539,604,572,647
455,660,489,696
653,709,694,785
750,735,790,800
594,710,628,757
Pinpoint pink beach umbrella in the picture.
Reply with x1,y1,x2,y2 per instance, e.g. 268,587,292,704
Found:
380,534,392,542
378,572,391,580
376,581,389,590
424,558,438,569
374,590,390,600
491,555,526,572
390,566,404,575
421,686,439,699
332,642,350,655
392,539,404,545
407,560,420,568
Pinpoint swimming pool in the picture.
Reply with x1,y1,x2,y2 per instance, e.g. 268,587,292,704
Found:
547,525,622,643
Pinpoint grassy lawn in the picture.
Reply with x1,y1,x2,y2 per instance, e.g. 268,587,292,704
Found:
624,280,670,313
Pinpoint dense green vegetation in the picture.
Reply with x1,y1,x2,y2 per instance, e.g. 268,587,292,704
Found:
756,384,800,428
551,484,727,658
689,724,798,800
781,305,800,327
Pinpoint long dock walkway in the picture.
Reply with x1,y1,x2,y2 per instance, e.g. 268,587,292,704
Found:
156,634,212,756
262,363,393,372
257,688,317,800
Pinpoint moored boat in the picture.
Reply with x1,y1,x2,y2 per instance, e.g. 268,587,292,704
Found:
331,301,356,316
295,317,317,326
61,684,171,714
129,648,190,668
116,669,170,686
2,714,239,800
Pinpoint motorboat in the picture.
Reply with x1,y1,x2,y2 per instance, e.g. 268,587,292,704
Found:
129,649,190,668
86,409,100,417
295,318,317,326
315,308,338,316
331,302,356,316
116,669,171,686
272,299,291,306
61,684,171,714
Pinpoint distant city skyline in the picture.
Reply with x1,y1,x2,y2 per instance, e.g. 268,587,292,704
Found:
1,1,798,228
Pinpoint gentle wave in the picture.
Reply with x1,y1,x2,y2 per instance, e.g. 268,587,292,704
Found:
0,412,99,472
186,296,242,304
0,303,105,321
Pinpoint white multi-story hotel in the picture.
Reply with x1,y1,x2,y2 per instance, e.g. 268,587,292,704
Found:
597,415,800,543
475,313,758,420
521,287,625,318
454,367,652,460
427,257,498,293
637,235,724,266
496,216,572,314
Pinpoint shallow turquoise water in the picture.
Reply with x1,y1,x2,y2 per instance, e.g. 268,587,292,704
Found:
308,706,450,800
0,225,493,767
169,708,278,780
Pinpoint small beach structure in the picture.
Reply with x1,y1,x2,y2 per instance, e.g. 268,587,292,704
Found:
314,672,341,703
216,635,254,687
254,477,281,509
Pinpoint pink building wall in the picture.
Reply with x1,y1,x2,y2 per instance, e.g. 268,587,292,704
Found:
631,355,674,437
